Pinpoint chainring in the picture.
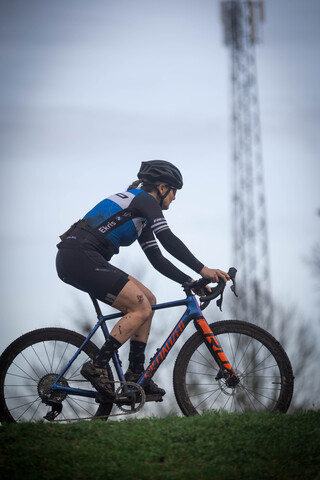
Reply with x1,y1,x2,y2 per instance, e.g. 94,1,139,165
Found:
115,381,146,413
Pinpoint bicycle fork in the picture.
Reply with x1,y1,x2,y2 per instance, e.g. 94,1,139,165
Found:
194,316,240,388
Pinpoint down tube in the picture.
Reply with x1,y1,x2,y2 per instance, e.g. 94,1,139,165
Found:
140,309,193,384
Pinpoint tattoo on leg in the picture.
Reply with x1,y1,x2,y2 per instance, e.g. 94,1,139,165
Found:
119,325,122,335
137,295,144,304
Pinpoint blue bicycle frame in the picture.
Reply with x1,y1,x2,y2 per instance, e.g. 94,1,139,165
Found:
52,294,237,399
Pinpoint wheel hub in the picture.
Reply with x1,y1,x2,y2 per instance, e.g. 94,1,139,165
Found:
218,370,243,396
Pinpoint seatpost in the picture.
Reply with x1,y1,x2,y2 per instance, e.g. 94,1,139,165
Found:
89,294,103,320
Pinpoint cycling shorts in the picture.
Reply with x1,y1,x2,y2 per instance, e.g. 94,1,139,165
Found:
56,242,129,306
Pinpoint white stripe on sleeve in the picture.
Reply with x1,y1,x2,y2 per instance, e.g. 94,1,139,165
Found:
140,240,158,251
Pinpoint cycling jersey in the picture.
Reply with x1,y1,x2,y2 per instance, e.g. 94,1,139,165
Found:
58,189,204,288
83,189,155,253
81,189,204,284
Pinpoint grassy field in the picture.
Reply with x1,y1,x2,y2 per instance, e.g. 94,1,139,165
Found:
1,411,319,480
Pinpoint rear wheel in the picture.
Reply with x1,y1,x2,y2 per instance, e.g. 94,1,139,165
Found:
173,320,294,416
0,328,114,423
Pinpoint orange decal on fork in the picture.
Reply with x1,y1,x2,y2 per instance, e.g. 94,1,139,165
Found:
196,318,233,372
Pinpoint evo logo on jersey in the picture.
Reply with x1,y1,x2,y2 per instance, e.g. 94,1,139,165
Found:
98,221,116,233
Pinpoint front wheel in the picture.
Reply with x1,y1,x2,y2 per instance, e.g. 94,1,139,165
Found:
173,320,294,416
0,328,114,423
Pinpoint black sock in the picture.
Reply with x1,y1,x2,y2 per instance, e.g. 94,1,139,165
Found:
94,335,122,369
128,340,146,373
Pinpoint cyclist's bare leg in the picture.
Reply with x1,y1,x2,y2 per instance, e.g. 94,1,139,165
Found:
114,277,164,395
110,278,155,344
127,275,156,343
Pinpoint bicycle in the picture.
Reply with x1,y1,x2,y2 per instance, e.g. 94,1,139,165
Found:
0,268,294,423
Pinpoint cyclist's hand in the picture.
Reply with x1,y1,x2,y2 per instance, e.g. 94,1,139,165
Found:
190,281,211,296
190,281,210,296
199,267,230,284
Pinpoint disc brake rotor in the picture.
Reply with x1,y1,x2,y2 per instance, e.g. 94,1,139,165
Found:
218,370,245,396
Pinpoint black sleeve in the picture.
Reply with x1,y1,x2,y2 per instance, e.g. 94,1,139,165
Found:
132,191,204,275
138,227,192,284
155,229,204,274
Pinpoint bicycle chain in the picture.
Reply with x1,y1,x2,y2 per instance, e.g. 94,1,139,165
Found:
50,379,146,423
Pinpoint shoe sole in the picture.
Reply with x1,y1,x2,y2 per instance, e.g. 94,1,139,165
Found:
81,368,116,399
125,376,166,396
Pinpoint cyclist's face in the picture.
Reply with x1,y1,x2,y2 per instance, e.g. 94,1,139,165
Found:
161,186,176,210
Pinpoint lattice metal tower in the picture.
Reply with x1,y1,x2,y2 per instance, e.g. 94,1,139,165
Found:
221,0,272,326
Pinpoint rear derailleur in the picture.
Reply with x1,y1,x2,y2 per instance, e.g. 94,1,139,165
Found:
37,373,68,421
43,400,63,421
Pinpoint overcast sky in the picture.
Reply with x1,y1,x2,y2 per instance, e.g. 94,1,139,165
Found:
1,0,319,354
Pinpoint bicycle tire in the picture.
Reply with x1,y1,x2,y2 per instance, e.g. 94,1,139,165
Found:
0,328,114,423
173,320,294,416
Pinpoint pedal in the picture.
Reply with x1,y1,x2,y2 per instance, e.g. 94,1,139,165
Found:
145,394,164,403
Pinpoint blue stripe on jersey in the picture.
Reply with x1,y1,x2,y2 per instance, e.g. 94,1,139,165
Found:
83,189,146,253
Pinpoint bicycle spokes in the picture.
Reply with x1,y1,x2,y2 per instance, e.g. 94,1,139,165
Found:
173,320,293,415
194,317,238,381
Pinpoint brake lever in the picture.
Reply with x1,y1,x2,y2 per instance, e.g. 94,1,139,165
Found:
228,267,238,298
195,267,238,312
214,281,237,311
215,267,238,311
216,291,224,311
231,281,238,297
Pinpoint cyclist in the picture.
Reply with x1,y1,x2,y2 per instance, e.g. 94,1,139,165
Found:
56,160,230,398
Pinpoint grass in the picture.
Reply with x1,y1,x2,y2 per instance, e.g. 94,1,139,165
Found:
1,411,319,480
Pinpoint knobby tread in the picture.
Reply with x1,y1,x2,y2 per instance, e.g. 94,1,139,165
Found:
0,328,114,423
173,320,294,416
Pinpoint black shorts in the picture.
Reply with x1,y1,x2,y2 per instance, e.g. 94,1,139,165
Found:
56,243,129,306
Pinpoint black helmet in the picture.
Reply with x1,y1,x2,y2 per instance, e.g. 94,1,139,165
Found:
137,160,183,189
